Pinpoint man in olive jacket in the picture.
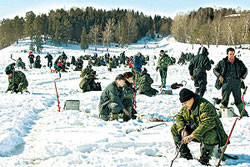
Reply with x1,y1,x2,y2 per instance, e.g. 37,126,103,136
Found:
156,50,172,88
138,68,158,97
5,64,28,93
171,88,228,165
99,74,130,121
213,47,248,117
188,47,212,97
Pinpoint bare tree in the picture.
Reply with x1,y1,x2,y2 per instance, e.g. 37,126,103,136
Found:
103,19,115,50
212,15,223,47
89,24,100,51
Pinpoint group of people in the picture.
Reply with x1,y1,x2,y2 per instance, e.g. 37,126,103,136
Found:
4,46,248,165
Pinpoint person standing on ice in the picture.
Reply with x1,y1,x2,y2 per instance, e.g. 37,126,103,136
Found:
99,74,130,121
188,46,212,97
156,50,172,88
133,52,143,86
171,88,228,165
213,47,248,117
5,63,28,93
28,51,35,69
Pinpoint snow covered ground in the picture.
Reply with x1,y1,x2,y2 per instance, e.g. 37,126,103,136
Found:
0,37,249,167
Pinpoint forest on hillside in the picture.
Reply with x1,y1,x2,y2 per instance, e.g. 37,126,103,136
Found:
0,7,249,51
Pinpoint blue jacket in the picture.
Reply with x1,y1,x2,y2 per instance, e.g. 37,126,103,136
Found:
133,56,142,72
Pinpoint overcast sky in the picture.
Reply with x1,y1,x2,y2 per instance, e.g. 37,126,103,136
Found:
0,0,249,20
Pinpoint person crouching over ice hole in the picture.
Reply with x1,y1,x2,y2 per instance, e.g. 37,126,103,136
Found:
171,88,229,165
98,74,130,121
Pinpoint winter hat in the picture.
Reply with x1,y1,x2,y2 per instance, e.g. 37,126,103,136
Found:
5,64,15,74
160,50,164,53
179,88,195,103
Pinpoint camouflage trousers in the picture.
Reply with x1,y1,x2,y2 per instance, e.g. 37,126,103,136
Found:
171,123,219,158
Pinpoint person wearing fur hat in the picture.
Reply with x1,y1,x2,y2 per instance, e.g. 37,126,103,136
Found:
171,88,228,165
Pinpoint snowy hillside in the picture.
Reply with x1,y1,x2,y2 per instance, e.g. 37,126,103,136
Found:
0,37,249,167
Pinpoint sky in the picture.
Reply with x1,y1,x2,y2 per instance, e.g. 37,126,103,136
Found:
0,0,249,20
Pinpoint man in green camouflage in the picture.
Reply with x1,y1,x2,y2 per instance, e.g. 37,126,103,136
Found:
188,47,212,97
5,63,28,93
156,50,172,88
213,47,248,117
171,88,228,165
99,74,130,121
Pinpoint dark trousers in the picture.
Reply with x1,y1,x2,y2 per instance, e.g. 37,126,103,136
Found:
221,78,241,107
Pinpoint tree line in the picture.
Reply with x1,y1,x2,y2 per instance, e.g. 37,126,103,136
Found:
0,7,172,51
171,7,250,47
0,7,249,51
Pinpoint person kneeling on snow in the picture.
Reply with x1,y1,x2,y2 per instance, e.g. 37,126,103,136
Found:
171,88,229,165
98,74,130,121
138,68,158,97
5,63,28,93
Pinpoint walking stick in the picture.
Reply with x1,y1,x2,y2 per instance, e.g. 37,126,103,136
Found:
216,86,248,167
54,72,61,112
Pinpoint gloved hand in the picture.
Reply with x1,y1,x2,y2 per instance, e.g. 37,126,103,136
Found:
191,76,194,80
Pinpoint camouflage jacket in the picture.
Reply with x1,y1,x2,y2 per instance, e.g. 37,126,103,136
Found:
7,71,28,92
123,81,134,100
80,68,94,78
157,54,172,69
175,95,228,146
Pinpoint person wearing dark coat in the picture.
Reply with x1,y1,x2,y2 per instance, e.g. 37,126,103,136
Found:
34,55,42,68
28,52,35,69
138,68,158,97
99,74,130,121
188,47,212,97
213,47,248,116
133,52,143,86
123,72,137,119
45,53,53,68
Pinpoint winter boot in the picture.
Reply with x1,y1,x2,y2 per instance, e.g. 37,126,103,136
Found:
199,144,214,165
179,144,193,160
163,78,166,88
236,103,249,117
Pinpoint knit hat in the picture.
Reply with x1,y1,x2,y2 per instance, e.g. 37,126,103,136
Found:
160,50,164,53
179,88,195,103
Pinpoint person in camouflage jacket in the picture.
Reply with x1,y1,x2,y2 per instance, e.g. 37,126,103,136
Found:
99,74,130,121
138,68,158,97
156,50,172,88
213,47,248,117
5,64,28,93
188,47,212,97
171,88,228,165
